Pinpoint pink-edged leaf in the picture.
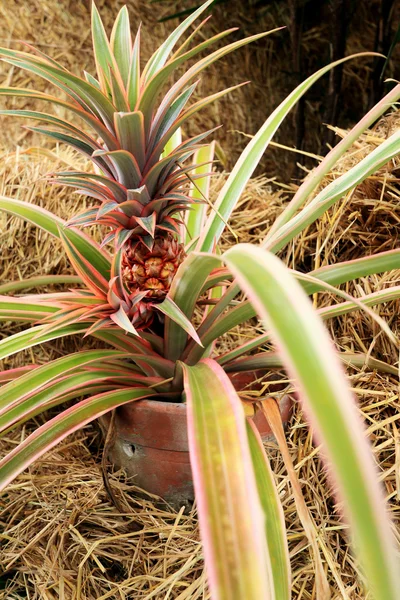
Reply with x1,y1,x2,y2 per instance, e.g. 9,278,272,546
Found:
0,296,59,322
134,212,157,237
222,350,398,377
92,149,142,189
164,253,220,361
114,111,146,169
0,369,131,435
0,349,123,417
265,83,400,240
0,274,81,295
110,305,139,336
110,6,132,87
0,323,89,362
156,296,202,346
182,359,273,600
0,196,110,279
0,365,39,384
246,419,291,600
59,227,109,296
0,87,119,149
223,243,400,600
0,387,152,492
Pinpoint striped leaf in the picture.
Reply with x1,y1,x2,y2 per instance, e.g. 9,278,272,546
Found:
0,387,151,492
199,53,378,253
182,359,273,599
223,243,399,600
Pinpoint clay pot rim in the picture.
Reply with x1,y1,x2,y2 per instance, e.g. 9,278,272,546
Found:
126,398,186,412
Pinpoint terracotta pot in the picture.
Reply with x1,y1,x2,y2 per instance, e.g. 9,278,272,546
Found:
107,380,292,508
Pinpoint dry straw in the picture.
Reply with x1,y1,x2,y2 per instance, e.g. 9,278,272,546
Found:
2,115,400,597
1,0,400,598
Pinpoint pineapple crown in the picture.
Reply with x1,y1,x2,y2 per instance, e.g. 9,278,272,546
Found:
0,1,267,249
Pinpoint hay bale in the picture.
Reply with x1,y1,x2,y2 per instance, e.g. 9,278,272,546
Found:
0,1,400,596
1,0,397,178
1,106,400,597
0,0,276,171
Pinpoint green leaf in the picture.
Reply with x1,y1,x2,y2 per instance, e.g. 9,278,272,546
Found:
156,296,202,346
189,249,400,361
309,248,400,289
0,387,151,491
247,420,291,600
0,109,105,152
143,0,215,82
110,6,132,86
127,27,141,109
0,369,123,436
109,67,130,111
199,53,378,253
164,253,219,361
114,111,146,169
182,359,273,599
27,126,104,161
265,82,400,240
91,2,117,91
223,243,399,600
0,196,111,280
150,81,197,149
0,349,122,412
185,142,215,244
161,126,182,159
0,297,58,322
223,350,399,377
93,149,142,189
0,323,88,361
139,29,266,132
152,83,245,162
317,285,400,322
59,227,109,296
266,127,400,254
0,52,116,129
0,87,118,148
0,275,81,294
110,305,139,336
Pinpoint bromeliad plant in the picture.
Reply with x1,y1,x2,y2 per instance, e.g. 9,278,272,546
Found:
1,2,400,598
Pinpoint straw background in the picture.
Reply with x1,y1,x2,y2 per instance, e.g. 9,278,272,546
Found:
1,1,400,598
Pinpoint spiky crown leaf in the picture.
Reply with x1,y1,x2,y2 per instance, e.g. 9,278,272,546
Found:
0,1,266,247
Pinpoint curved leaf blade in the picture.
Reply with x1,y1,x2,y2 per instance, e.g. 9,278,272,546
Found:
0,323,88,361
182,359,273,600
265,83,400,240
0,196,111,279
164,253,219,361
223,243,399,600
199,53,379,253
247,419,291,600
266,127,400,253
0,387,151,492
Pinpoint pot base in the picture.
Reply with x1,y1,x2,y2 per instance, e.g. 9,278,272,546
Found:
105,395,293,509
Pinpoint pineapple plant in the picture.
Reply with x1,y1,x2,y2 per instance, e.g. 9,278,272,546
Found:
0,0,269,331
1,3,400,599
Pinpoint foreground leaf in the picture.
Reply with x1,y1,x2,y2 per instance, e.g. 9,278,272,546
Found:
182,359,273,600
0,388,152,491
223,243,399,600
246,420,291,600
